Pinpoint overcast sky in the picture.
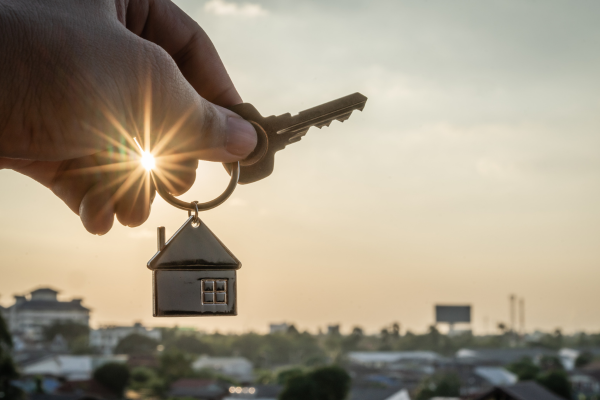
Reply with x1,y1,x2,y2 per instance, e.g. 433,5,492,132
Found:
1,0,599,334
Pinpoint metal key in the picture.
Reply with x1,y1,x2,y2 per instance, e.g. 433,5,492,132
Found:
226,92,367,184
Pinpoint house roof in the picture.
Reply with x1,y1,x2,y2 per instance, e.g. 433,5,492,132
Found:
169,378,225,398
474,381,565,400
474,366,518,386
31,288,59,295
348,387,409,400
10,300,89,312
456,348,556,365
193,356,253,367
348,351,444,364
147,216,241,270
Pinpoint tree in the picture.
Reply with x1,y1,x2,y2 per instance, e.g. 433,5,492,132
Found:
278,366,351,400
536,370,571,399
130,366,156,387
70,335,99,355
415,372,461,400
42,321,89,344
279,374,317,400
93,362,130,397
114,333,159,355
391,322,401,338
0,313,23,400
167,334,212,355
575,351,594,368
539,355,564,371
129,366,166,396
507,357,541,381
277,367,305,385
351,326,363,336
310,366,351,400
157,350,194,384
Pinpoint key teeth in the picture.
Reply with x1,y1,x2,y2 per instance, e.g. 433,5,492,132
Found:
316,121,333,129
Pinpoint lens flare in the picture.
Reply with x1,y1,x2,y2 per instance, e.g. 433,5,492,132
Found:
134,137,155,171
140,151,156,171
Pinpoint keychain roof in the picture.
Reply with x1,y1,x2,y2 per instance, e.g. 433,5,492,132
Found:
147,216,241,270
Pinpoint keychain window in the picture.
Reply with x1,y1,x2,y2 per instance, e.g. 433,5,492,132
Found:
202,279,227,304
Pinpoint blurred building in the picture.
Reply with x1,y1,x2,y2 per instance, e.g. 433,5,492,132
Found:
192,356,253,384
474,381,565,400
268,323,289,334
455,347,556,366
3,288,90,340
170,379,227,400
20,355,127,381
348,351,447,390
327,324,341,335
348,351,445,370
89,322,161,355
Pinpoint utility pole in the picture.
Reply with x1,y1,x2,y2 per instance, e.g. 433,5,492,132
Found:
510,294,516,346
519,298,525,338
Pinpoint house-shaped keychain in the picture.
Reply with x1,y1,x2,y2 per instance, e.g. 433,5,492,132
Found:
147,216,241,317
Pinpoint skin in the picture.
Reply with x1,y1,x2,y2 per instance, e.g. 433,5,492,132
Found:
0,0,258,234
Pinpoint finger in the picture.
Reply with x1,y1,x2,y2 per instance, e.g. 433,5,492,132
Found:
0,158,60,186
155,157,198,196
132,42,257,162
79,182,115,235
51,156,102,215
115,173,155,228
125,0,241,106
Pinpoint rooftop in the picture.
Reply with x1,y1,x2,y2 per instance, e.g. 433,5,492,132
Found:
474,381,566,400
348,351,444,364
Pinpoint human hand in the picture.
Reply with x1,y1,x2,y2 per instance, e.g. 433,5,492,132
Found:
0,0,257,234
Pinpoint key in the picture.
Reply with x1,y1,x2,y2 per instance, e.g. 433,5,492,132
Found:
226,92,367,184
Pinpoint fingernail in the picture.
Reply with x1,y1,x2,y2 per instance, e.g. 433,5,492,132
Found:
226,117,258,157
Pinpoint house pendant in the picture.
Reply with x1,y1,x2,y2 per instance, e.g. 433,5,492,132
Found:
147,216,241,317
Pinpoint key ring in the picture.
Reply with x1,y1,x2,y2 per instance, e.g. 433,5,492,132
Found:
151,162,239,212
188,201,200,222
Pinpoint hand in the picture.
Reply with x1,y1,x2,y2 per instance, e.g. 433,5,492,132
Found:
0,0,257,234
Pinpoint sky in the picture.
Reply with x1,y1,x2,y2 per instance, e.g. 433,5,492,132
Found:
1,0,600,335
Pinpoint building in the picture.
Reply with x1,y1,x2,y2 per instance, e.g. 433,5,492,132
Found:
20,355,127,381
89,322,162,355
192,356,254,383
169,379,226,400
4,288,90,341
269,323,290,334
474,381,565,400
348,351,445,369
455,347,556,366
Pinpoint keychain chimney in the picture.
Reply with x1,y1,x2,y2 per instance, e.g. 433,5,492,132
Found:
157,227,166,251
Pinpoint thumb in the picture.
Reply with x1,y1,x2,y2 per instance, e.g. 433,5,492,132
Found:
137,42,257,163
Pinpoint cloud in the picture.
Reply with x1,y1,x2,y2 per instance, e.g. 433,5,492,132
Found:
204,0,268,17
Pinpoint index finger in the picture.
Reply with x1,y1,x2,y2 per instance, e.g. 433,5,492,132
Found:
122,0,242,107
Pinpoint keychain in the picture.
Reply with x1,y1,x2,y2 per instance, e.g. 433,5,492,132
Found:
146,93,367,317
147,163,241,317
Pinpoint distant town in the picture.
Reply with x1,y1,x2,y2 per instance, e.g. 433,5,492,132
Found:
1,287,599,400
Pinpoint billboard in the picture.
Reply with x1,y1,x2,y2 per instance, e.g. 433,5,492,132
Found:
435,305,471,324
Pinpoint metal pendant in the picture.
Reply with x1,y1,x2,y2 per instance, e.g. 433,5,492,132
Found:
147,163,241,317
147,215,241,317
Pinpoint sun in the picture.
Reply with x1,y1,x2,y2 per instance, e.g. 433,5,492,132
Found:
140,150,156,171
134,137,156,171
